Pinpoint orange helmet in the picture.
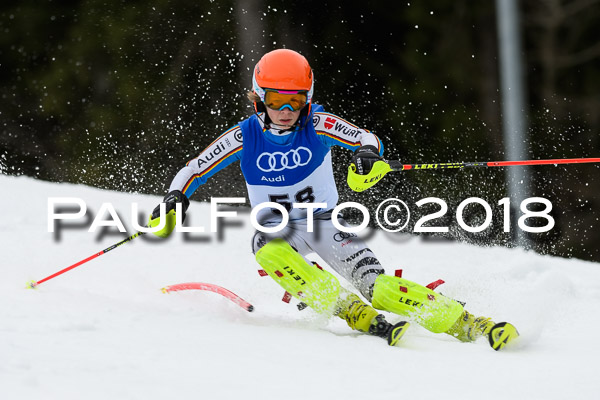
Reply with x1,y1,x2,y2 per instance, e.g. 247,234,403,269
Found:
252,49,314,112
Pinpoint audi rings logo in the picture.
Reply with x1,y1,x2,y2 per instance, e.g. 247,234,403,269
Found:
333,232,358,242
256,147,312,172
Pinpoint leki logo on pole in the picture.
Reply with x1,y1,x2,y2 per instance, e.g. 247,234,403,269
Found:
256,147,312,172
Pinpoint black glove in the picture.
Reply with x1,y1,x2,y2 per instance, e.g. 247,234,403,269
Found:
151,190,190,221
351,145,383,175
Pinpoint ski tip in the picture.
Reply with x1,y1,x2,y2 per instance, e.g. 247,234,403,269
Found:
247,304,255,312
488,322,519,351
388,321,410,347
26,280,38,290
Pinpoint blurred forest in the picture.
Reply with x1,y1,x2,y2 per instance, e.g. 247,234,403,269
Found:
1,0,599,262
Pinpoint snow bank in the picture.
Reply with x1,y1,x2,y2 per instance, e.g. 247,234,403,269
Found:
1,175,597,399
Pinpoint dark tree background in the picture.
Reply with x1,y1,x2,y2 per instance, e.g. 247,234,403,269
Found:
1,0,599,262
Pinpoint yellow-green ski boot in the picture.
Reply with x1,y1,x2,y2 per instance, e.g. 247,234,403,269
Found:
446,310,519,350
446,310,495,342
337,291,409,347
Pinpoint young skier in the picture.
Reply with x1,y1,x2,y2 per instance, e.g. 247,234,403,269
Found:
149,48,518,350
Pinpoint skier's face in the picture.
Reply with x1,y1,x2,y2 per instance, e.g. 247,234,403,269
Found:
266,107,301,128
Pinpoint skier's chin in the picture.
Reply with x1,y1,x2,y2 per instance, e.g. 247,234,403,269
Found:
274,121,294,128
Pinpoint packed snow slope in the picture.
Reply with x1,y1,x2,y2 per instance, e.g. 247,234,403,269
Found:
1,175,598,400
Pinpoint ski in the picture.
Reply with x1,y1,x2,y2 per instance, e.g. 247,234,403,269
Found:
161,282,254,312
368,314,410,347
387,321,410,347
488,322,519,350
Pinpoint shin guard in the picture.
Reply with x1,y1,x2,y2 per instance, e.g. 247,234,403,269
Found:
255,239,340,314
371,275,463,333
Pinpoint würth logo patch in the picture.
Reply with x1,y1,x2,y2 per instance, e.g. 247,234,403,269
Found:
324,117,336,129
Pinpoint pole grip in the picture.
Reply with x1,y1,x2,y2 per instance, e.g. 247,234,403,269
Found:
387,160,405,171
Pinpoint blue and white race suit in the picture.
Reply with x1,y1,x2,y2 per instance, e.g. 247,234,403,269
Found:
169,105,386,299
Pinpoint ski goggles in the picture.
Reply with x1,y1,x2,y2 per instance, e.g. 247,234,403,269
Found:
264,89,307,112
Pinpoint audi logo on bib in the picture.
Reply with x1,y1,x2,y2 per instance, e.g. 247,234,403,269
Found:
256,147,312,172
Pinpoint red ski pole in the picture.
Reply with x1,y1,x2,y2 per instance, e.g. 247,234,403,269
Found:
387,157,600,171
28,231,146,288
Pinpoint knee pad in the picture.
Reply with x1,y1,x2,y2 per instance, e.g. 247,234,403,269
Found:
255,238,340,314
371,275,463,333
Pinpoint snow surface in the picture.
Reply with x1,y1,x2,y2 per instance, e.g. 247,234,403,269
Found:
1,174,598,400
